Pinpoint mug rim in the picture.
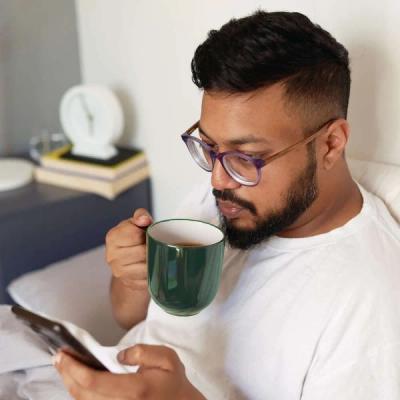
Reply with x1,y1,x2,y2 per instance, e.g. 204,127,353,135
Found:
146,218,225,249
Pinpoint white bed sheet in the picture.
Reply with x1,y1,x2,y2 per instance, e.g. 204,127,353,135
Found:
0,305,71,399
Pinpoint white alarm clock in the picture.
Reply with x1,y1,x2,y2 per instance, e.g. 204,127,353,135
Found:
60,85,124,159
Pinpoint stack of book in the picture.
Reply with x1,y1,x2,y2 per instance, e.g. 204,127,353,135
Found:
34,145,149,199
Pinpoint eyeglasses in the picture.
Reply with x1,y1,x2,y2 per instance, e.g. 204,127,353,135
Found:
181,119,336,186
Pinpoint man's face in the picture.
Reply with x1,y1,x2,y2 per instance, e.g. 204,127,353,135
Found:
199,84,320,249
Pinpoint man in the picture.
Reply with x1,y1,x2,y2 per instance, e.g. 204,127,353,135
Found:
55,10,400,399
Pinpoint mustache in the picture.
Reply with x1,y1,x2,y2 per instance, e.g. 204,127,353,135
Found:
212,189,257,215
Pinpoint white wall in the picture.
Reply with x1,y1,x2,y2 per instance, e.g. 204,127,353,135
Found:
75,0,400,218
0,0,81,155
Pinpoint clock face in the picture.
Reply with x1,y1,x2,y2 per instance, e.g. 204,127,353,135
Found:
60,85,124,145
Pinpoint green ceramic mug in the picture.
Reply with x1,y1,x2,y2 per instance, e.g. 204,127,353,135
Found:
147,219,225,316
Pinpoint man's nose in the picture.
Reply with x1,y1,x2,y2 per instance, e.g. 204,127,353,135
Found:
211,159,241,192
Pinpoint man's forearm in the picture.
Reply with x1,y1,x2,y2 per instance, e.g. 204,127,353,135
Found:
110,277,150,330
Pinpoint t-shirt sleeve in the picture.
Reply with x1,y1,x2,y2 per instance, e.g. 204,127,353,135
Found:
302,341,400,399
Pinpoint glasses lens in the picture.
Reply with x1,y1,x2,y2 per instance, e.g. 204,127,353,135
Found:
185,135,213,171
223,153,259,185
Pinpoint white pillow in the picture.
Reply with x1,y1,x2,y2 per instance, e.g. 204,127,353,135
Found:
7,245,126,345
348,158,400,223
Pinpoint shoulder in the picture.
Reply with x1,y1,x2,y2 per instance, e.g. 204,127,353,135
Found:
307,188,400,348
311,185,400,293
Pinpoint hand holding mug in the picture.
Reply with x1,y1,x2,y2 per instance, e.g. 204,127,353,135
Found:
105,208,153,291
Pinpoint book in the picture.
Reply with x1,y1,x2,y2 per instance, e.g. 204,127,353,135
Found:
40,145,147,180
34,162,150,200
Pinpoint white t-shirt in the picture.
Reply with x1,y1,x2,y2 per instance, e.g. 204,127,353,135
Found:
120,181,400,400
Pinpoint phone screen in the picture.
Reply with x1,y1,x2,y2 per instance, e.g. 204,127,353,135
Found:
11,305,108,371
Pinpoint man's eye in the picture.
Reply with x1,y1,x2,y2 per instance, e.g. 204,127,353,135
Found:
203,140,216,148
243,151,271,159
241,152,261,159
243,152,257,158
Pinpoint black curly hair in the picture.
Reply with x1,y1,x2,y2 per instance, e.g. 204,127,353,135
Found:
191,10,351,132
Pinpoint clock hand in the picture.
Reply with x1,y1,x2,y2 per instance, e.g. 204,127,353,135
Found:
79,94,94,136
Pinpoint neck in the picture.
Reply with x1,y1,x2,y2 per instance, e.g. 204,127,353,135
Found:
277,161,363,238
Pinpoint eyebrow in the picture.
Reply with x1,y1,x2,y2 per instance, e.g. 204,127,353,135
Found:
198,123,271,146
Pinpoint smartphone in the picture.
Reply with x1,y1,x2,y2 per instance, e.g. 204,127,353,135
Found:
11,305,108,371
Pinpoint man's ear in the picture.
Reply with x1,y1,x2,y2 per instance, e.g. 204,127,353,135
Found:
320,119,349,170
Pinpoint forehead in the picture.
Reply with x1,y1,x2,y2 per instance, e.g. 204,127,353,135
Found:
200,83,302,144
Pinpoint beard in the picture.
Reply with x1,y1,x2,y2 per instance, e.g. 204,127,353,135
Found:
214,143,319,250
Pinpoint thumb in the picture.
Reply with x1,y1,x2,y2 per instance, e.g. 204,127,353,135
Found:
117,344,181,372
131,208,153,228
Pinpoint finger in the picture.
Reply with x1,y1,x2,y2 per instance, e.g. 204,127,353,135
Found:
118,278,148,291
106,221,144,248
111,264,147,281
56,352,148,398
107,244,146,269
55,353,110,400
118,344,182,372
105,208,152,248
132,208,153,228
58,366,113,400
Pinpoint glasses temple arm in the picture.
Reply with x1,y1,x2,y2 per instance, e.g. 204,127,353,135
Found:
184,121,200,136
263,120,336,165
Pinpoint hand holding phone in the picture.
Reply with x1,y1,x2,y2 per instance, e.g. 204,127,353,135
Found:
11,305,137,373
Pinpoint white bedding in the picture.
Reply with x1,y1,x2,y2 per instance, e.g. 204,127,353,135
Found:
0,305,137,399
0,368,69,400
0,305,70,399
